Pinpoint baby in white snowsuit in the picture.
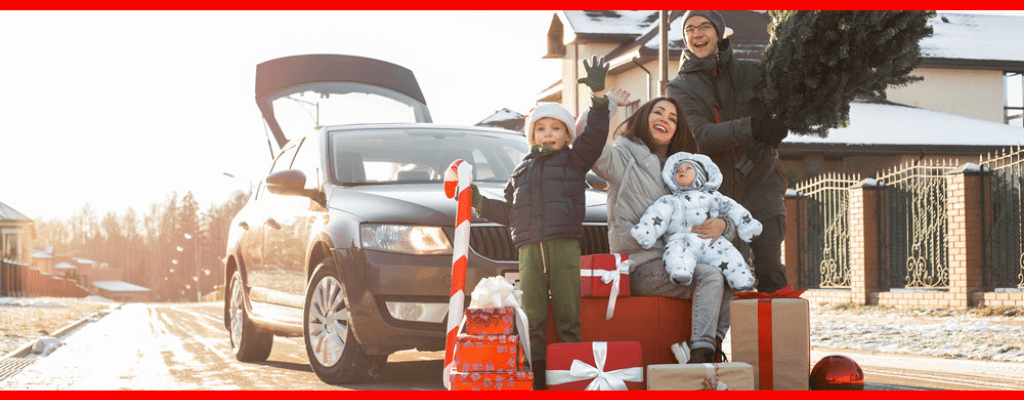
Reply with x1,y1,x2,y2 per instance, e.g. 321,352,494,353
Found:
631,152,762,290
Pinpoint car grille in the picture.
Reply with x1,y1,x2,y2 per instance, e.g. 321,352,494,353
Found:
469,224,610,261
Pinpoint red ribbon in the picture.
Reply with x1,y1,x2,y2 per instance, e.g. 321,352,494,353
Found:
734,285,804,390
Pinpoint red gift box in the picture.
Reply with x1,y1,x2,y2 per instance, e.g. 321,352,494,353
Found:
450,371,533,391
546,341,645,390
454,334,521,372
546,296,691,368
466,307,515,335
580,253,630,298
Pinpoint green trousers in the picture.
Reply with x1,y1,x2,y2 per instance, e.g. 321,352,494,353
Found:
518,238,581,361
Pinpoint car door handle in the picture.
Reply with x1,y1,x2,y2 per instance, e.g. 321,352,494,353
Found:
265,218,282,230
238,221,249,230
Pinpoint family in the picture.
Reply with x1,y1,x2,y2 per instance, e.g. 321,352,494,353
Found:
460,10,790,390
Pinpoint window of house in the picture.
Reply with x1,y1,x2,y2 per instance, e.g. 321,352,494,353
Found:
623,100,641,118
1005,71,1023,128
2,231,20,261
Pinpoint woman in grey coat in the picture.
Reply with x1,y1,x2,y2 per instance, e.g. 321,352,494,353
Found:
590,96,736,364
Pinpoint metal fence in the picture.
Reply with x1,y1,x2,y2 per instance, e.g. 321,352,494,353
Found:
794,173,861,289
876,160,955,289
979,146,1024,289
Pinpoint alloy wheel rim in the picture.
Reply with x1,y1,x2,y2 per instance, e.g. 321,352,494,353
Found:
230,277,244,348
307,276,348,367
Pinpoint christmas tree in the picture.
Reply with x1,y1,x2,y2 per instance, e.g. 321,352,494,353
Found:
758,11,935,137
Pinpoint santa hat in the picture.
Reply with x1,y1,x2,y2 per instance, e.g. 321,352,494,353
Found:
524,104,576,146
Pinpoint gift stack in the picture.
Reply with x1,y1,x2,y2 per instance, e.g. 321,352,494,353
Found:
449,277,534,391
547,341,646,390
730,285,811,390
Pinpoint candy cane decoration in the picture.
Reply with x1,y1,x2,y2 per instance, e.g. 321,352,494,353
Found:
442,159,473,389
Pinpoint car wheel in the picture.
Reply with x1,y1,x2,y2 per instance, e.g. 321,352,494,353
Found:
228,270,273,362
303,258,387,384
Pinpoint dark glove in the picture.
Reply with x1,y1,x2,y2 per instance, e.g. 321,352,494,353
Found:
750,112,789,148
453,183,483,209
576,55,608,93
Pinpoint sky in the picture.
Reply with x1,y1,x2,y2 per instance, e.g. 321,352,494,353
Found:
0,11,562,221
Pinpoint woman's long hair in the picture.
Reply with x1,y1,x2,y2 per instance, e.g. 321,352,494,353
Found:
616,96,698,155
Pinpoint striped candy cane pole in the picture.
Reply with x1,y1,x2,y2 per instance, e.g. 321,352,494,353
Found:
442,159,473,389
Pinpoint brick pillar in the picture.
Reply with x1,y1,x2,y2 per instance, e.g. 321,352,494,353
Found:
849,179,882,305
783,191,806,289
946,164,987,308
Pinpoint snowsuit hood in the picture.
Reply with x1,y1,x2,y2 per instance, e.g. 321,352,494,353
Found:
663,151,722,193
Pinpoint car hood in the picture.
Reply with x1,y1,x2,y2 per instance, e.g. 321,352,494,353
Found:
328,182,607,226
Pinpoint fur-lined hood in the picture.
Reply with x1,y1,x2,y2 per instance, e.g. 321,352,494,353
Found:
662,151,723,193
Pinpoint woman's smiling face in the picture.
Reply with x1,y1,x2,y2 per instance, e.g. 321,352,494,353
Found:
649,100,678,145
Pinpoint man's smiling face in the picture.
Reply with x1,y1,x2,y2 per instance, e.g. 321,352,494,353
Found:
684,15,719,60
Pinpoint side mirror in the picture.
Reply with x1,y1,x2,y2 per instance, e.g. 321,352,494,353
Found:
586,172,608,192
266,169,315,198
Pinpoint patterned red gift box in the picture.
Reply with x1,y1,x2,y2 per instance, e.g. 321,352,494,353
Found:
454,334,521,372
546,341,645,390
449,371,533,391
580,253,630,298
465,307,515,335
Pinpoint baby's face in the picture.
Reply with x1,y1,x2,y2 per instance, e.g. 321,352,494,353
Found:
675,161,696,187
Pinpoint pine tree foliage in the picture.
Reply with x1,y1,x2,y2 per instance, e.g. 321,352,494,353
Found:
758,11,935,137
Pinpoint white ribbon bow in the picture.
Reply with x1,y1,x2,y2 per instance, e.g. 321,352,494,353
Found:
464,276,532,369
703,363,728,391
579,254,631,319
546,341,644,390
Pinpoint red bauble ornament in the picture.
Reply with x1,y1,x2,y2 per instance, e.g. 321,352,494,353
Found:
810,354,864,390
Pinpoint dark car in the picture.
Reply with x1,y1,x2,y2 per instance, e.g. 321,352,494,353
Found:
222,54,610,384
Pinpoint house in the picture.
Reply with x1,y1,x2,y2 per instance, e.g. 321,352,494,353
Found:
536,11,1024,183
93,280,151,303
0,200,34,264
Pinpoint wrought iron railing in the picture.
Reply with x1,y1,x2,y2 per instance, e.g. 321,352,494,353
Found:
876,160,955,289
794,173,860,289
979,146,1024,289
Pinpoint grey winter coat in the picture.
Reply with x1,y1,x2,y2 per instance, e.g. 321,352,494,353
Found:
666,41,787,221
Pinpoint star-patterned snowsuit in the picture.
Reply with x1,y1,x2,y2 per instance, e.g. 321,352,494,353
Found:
631,152,762,290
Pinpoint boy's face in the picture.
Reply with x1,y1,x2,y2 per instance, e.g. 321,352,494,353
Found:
675,161,697,187
533,117,570,150
684,16,719,60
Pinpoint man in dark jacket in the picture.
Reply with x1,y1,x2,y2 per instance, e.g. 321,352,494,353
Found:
666,10,790,293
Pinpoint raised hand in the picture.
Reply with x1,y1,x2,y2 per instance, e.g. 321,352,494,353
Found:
576,55,609,93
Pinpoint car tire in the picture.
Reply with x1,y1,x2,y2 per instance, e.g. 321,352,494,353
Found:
303,258,387,384
228,270,274,362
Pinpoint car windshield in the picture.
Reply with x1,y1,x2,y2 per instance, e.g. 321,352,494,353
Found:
329,128,529,185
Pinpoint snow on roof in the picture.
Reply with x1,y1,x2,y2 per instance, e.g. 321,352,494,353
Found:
477,108,525,124
93,281,151,293
924,12,1024,63
0,201,31,222
54,261,78,270
32,249,53,259
74,257,97,265
784,101,1024,146
561,10,659,37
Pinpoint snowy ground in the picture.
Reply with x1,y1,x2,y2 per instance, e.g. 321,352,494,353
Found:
809,303,1024,363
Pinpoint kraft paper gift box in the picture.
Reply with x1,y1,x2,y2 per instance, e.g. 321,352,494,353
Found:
449,371,533,391
546,341,645,390
454,334,521,372
465,307,515,336
730,286,810,390
579,253,630,297
646,363,754,391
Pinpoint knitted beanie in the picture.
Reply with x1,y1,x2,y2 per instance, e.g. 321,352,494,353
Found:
524,104,577,146
681,10,727,44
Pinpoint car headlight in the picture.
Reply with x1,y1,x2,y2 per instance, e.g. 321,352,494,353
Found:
360,224,452,255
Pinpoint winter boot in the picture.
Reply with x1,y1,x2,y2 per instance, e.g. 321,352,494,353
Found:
532,359,546,390
687,347,715,364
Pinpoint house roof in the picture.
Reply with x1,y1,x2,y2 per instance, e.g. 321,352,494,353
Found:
780,100,1024,155
558,11,660,42
54,261,78,270
477,108,526,132
93,280,151,293
0,201,31,222
32,249,53,259
74,257,97,265
922,12,1024,69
